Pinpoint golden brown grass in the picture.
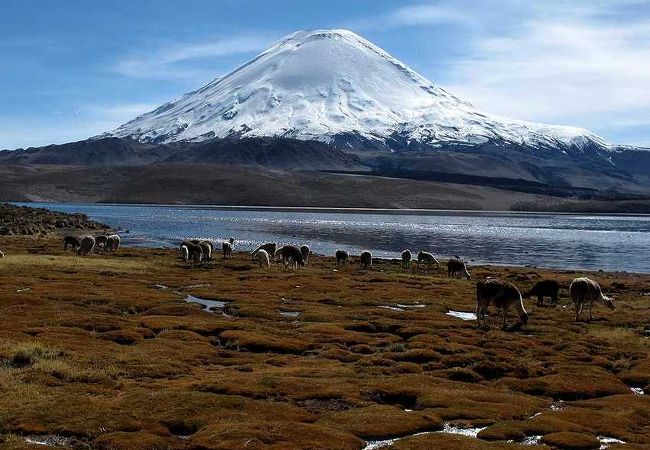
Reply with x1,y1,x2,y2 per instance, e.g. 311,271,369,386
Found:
1,236,650,449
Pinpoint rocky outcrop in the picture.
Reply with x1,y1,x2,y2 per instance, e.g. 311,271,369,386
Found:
0,203,109,236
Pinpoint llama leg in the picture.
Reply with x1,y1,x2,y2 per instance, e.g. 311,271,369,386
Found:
502,308,508,329
538,295,543,307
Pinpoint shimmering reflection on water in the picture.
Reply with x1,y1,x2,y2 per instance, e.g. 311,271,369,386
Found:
17,203,650,273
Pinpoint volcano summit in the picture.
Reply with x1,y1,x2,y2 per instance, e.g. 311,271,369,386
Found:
106,29,610,154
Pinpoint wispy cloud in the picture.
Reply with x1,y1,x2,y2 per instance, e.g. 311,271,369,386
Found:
443,17,650,140
114,34,270,81
350,4,468,30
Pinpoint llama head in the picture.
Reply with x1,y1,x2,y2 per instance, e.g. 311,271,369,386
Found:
603,295,615,310
520,311,529,325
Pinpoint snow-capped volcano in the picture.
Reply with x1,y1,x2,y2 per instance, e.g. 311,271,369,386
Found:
107,29,610,152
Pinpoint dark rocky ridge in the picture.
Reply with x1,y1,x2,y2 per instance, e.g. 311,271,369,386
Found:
1,135,649,203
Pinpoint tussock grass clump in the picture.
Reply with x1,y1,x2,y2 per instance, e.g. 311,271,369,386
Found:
541,431,599,449
4,341,61,368
33,359,123,384
219,330,310,354
93,431,172,450
318,404,442,439
443,367,484,383
189,421,363,450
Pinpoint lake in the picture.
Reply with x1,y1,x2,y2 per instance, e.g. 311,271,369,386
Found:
16,203,650,273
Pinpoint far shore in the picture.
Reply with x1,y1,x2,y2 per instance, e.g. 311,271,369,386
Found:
2,164,650,213
14,201,650,217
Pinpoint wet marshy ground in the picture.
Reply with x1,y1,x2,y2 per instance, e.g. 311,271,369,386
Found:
0,237,649,449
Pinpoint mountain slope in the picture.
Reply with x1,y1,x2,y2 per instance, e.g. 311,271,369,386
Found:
105,29,610,154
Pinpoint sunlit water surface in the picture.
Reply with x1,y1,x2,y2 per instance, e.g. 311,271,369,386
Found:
17,203,650,273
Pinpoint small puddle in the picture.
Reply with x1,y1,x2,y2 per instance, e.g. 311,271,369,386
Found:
185,283,211,289
379,306,405,312
185,295,230,312
16,288,31,293
24,435,72,447
521,435,542,445
631,387,645,395
446,310,477,321
515,434,624,448
279,311,300,318
438,424,486,438
362,424,486,450
153,284,168,290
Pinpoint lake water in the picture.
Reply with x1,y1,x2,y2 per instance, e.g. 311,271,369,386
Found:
16,203,650,273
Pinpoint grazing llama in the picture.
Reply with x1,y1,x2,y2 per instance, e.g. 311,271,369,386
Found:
448,259,470,279
63,236,80,252
335,250,350,265
300,245,310,264
254,249,271,268
106,235,121,252
94,235,109,251
276,245,305,269
417,251,440,270
199,241,212,261
525,280,560,307
476,278,529,329
179,244,189,261
401,250,412,269
77,235,96,256
222,238,235,259
253,243,277,260
569,277,614,321
359,251,372,268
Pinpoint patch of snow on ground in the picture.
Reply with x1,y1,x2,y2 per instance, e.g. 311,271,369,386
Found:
447,310,477,321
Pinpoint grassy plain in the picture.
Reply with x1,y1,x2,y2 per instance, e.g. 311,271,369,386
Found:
0,237,649,449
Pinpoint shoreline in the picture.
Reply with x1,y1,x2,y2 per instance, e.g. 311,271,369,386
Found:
13,200,650,217
2,235,647,275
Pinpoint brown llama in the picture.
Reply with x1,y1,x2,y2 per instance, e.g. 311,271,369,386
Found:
476,278,529,329
524,280,560,307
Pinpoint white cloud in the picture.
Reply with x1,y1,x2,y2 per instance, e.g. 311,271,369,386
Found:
443,18,650,142
114,35,269,80
349,3,468,30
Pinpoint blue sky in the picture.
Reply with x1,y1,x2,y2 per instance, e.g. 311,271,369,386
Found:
1,0,649,149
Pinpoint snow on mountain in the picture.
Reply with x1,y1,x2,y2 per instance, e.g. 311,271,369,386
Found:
107,29,611,152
